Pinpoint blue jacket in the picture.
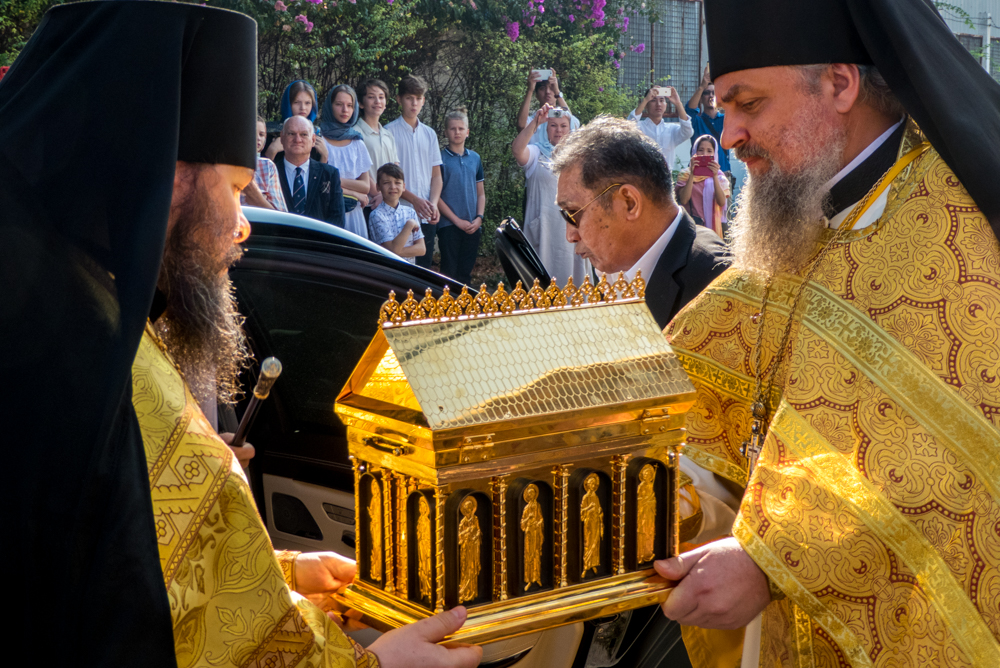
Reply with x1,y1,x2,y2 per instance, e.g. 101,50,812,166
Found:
274,152,346,228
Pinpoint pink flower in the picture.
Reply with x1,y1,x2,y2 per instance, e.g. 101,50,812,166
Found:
568,14,574,21
505,19,520,41
282,24,292,31
274,0,287,10
294,14,308,23
613,59,620,69
307,0,322,4
305,20,314,32
633,42,645,54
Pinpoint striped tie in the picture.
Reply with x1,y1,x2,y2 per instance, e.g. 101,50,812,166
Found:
291,166,305,214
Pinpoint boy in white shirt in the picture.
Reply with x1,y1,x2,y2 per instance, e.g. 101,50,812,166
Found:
368,163,425,263
385,75,442,268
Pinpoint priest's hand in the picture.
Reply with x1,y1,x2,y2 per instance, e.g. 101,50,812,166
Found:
655,537,771,629
219,432,255,466
369,606,483,668
294,552,367,629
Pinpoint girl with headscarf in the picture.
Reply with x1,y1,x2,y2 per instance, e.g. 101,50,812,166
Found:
676,134,729,237
321,84,373,239
263,80,328,163
511,103,592,285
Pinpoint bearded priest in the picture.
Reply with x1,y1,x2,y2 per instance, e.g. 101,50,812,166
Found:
654,1,1000,668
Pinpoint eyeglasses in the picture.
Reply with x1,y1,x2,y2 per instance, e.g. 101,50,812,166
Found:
560,183,622,227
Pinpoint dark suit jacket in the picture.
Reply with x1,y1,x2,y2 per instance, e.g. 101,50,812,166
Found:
645,210,729,329
274,152,345,229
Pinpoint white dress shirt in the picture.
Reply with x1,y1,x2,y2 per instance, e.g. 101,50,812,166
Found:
283,156,310,198
385,116,443,224
624,206,684,283
629,111,694,168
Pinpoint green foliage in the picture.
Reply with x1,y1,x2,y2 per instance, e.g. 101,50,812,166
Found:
0,0,61,66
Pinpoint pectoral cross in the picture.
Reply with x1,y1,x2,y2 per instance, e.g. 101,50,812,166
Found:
741,401,767,477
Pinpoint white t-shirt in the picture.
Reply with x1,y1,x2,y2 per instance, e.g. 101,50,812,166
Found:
385,116,443,224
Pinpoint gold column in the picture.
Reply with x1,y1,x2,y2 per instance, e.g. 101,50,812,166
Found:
352,457,362,566
490,475,509,601
669,447,680,556
612,454,631,575
552,464,571,587
434,485,447,612
396,474,409,598
382,470,395,595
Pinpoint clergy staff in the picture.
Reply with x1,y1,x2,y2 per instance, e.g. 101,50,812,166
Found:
652,1,1000,667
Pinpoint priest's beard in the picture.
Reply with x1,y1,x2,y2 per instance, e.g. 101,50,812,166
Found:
155,186,251,409
728,119,847,277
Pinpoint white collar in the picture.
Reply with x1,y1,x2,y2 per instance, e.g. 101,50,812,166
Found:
284,155,309,184
625,207,684,282
824,117,905,191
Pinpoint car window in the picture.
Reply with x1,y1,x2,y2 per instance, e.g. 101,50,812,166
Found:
234,271,382,429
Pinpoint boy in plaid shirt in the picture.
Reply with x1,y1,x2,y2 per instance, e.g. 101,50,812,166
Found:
369,163,425,263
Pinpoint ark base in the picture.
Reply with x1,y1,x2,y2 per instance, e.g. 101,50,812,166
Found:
336,570,673,645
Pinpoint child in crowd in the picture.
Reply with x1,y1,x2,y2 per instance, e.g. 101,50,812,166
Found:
385,75,442,269
437,107,485,286
320,84,372,239
369,163,425,263
241,115,287,211
355,79,399,211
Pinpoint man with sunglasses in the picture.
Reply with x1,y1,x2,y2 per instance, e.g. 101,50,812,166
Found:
552,116,728,329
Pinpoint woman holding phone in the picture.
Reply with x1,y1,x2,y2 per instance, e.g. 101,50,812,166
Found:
676,134,729,237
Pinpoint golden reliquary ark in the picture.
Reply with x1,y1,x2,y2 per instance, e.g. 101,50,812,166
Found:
334,273,696,644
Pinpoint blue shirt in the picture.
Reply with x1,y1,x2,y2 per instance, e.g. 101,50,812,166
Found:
438,146,484,229
369,201,424,264
685,106,730,172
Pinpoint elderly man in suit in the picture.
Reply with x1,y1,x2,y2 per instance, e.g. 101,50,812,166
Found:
552,116,728,329
275,115,345,228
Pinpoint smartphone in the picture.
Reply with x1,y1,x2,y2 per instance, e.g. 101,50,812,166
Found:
654,86,673,98
532,69,552,81
691,155,714,177
547,107,566,118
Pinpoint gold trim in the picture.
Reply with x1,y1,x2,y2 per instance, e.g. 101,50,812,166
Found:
554,465,571,587
771,402,1000,668
434,486,446,612
382,470,395,596
491,475,509,601
378,272,649,327
395,474,408,597
734,520,873,668
611,454,630,574
792,604,815,668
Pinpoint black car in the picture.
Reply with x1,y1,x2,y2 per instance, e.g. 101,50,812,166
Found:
233,207,459,557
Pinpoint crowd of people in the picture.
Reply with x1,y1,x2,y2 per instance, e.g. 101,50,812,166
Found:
244,66,731,287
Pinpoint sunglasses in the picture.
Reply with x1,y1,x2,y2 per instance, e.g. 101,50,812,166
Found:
560,183,623,227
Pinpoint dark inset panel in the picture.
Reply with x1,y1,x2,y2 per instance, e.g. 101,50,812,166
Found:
625,458,669,569
567,469,613,583
358,473,385,587
407,490,436,609
506,478,554,597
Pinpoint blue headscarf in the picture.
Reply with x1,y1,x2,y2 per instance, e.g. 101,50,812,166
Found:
535,111,573,159
280,80,318,122
320,84,363,142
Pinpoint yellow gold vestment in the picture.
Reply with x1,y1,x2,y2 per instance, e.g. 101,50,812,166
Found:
668,123,1000,668
132,326,379,668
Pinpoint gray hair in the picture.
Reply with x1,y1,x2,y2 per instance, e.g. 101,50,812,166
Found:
550,116,674,205
282,115,314,134
796,64,905,119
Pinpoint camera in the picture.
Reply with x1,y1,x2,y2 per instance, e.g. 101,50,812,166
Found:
547,108,566,118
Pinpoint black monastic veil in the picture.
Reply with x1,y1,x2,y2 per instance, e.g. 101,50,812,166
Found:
0,2,256,663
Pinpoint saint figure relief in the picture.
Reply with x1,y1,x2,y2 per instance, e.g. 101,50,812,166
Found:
368,478,382,582
636,464,657,563
417,496,433,601
581,473,604,577
521,484,544,591
458,496,481,603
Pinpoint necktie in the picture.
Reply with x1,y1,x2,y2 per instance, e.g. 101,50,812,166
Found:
291,166,305,214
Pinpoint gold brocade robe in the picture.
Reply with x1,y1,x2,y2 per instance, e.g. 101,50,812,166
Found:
667,125,1000,668
132,327,378,668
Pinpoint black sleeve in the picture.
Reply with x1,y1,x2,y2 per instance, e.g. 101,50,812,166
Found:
324,166,346,228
